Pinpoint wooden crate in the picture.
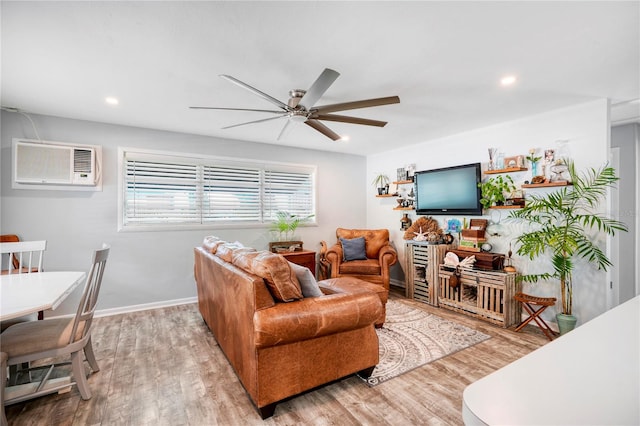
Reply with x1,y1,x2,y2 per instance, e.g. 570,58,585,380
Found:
438,265,521,327
405,243,451,305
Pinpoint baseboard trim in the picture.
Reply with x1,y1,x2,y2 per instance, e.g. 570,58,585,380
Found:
390,278,405,289
94,297,198,318
48,297,198,320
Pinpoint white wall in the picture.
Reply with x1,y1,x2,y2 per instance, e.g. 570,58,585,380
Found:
367,99,615,324
1,112,367,315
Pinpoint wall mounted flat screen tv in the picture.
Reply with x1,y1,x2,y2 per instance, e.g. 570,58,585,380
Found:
414,163,483,216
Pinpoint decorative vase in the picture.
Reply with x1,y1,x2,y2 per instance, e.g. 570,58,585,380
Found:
400,213,412,230
531,161,539,178
556,313,577,335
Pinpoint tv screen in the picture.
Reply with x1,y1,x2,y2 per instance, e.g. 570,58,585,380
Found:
414,163,482,216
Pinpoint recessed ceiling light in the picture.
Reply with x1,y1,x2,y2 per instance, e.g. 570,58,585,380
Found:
105,96,119,105
500,75,517,86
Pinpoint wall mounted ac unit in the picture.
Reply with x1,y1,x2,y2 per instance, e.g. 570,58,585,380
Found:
13,139,101,190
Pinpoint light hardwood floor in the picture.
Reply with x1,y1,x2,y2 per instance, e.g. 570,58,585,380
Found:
5,290,548,425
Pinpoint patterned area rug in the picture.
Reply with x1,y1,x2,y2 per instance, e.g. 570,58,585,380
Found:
363,299,491,386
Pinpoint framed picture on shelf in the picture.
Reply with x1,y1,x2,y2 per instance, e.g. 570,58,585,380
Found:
405,163,416,180
504,156,521,168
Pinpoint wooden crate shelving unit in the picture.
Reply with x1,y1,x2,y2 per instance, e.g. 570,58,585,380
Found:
405,243,451,305
438,265,521,327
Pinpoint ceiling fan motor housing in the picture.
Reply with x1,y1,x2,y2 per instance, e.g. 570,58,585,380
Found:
288,89,306,108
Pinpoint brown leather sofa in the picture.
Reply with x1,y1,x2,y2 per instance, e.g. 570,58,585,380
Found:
321,228,398,327
194,238,382,419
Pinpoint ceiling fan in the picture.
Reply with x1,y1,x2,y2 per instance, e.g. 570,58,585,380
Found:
190,68,400,141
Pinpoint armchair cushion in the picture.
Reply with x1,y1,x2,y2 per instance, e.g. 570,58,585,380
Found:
339,259,381,276
288,261,323,298
339,237,367,261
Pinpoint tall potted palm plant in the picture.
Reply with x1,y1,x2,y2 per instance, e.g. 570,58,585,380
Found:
508,161,627,334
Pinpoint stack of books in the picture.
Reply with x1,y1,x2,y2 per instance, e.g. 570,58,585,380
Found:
458,219,488,253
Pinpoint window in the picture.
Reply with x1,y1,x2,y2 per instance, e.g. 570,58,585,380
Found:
118,148,316,231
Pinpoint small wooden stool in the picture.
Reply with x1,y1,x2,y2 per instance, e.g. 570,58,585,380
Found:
514,292,557,341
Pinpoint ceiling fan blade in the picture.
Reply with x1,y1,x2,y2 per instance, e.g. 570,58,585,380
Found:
312,113,388,127
277,120,292,141
219,74,290,111
298,68,340,110
189,106,284,114
305,119,341,141
221,114,287,130
313,96,400,114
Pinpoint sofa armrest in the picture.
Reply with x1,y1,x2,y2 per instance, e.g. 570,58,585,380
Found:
254,291,381,348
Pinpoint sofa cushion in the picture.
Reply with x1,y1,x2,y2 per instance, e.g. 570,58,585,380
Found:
203,236,225,253
287,261,323,298
216,241,247,262
232,250,303,302
339,237,367,261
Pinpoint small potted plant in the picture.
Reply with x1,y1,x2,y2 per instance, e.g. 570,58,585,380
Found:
270,211,314,242
478,175,516,209
372,173,390,195
508,161,627,334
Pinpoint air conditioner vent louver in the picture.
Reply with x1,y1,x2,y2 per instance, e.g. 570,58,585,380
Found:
74,149,93,173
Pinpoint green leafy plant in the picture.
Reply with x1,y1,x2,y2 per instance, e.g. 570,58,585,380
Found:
372,173,391,195
478,175,516,208
371,173,390,188
270,211,314,241
508,161,627,315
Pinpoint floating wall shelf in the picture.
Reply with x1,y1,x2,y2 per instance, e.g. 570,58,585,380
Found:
489,205,522,210
484,167,528,174
522,181,572,188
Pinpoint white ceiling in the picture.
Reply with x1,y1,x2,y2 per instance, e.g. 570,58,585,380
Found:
2,1,639,155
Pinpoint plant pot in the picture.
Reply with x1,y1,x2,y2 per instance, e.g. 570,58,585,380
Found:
556,313,577,335
377,187,384,195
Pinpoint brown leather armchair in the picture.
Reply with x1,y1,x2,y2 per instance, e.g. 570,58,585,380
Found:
321,228,397,327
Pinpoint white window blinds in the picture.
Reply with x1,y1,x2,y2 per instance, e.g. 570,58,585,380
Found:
120,149,316,230
264,169,314,220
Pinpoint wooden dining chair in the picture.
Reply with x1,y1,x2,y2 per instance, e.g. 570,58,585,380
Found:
0,240,47,325
0,240,46,275
0,244,110,404
0,235,21,270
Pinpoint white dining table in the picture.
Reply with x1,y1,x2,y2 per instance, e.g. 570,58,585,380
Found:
462,295,640,425
0,271,86,321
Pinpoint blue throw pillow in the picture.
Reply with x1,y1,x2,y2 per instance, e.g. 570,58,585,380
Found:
340,237,367,261
287,261,323,298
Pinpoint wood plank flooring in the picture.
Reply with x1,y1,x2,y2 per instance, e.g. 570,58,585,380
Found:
4,290,549,425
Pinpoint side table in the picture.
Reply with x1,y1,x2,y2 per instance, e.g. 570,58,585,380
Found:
281,250,317,277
